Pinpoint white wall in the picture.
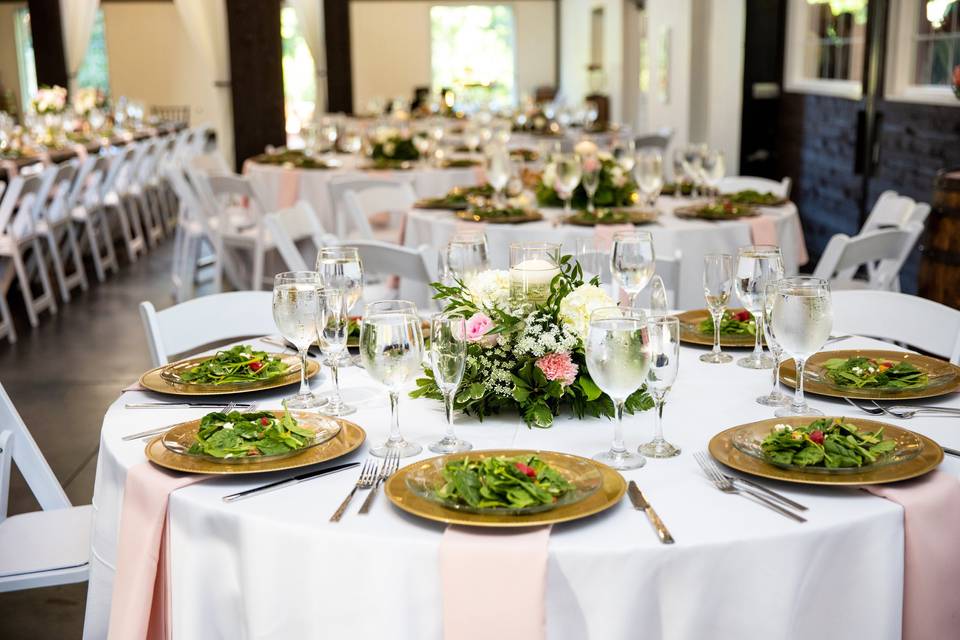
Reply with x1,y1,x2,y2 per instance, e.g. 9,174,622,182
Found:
350,0,556,110
559,0,625,122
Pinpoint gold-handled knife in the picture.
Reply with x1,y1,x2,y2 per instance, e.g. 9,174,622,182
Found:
627,481,675,544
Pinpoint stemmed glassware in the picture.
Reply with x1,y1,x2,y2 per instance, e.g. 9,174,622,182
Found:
770,277,833,417
700,254,735,364
681,143,706,197
611,230,655,310
316,288,355,416
428,313,472,454
554,153,582,214
585,307,650,470
756,282,790,407
272,271,326,410
319,117,339,160
485,144,512,207
648,275,669,315
443,232,488,284
634,148,663,209
735,245,784,369
360,300,424,457
580,153,601,213
316,246,363,315
699,149,725,195
613,138,636,173
339,126,363,155
639,315,681,458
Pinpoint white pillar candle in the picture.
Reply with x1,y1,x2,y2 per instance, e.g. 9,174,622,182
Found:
510,258,561,303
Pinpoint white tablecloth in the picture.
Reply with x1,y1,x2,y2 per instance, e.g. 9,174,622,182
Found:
83,335,960,639
404,197,807,310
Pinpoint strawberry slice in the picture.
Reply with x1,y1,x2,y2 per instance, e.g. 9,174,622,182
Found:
515,462,537,478
249,361,263,372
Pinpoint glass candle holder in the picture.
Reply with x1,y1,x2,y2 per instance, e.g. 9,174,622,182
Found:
509,242,561,304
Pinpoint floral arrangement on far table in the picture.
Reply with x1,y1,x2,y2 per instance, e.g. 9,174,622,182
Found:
31,85,67,116
411,256,653,428
369,128,420,162
73,87,108,116
536,140,638,210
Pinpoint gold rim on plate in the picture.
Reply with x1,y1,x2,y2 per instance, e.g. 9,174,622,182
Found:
708,416,943,486
139,356,321,396
779,349,960,401
564,209,659,226
673,204,759,220
385,449,626,527
145,415,366,474
454,210,544,224
677,309,761,348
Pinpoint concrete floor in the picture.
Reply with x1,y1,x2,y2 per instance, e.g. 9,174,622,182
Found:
0,241,183,638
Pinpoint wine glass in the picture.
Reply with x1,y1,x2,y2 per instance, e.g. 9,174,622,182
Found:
639,315,680,458
575,237,607,285
770,277,833,417
735,245,783,369
634,148,663,209
428,313,471,454
756,282,790,407
681,143,706,197
700,254,735,364
611,230,655,310
585,307,650,470
485,144,512,206
700,149,725,196
316,287,355,416
413,131,432,167
649,275,669,315
580,153,601,213
360,300,424,457
613,139,636,173
316,246,363,314
444,232,489,283
463,125,481,153
272,272,325,410
554,154,582,214
340,126,363,155
319,117,339,159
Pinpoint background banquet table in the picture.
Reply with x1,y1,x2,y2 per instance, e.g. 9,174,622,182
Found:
83,335,960,639
403,197,806,310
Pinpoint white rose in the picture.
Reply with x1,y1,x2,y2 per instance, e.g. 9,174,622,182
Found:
558,284,615,340
465,269,511,310
574,140,598,157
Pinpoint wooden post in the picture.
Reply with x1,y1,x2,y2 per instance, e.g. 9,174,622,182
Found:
323,0,354,114
26,0,69,89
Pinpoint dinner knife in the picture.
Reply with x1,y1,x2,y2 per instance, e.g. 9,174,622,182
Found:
222,462,360,503
627,481,675,544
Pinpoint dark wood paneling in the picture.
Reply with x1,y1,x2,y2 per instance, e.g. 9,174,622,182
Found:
225,0,287,171
325,0,353,113
26,0,68,89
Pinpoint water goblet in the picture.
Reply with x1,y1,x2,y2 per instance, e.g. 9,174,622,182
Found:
634,148,664,209
485,144,512,207
445,232,489,283
428,313,472,453
316,246,363,314
700,254,735,364
272,271,326,410
639,315,681,458
580,153,601,213
554,154,582,214
611,230,655,310
316,287,356,416
735,245,783,369
755,283,791,406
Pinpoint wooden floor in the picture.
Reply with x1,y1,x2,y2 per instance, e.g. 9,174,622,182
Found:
0,240,190,638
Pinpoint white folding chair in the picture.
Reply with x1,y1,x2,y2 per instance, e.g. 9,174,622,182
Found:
813,223,923,291
831,290,960,364
328,176,415,241
263,201,338,272
718,176,792,199
130,139,167,249
0,383,91,592
860,191,917,233
337,239,436,310
166,166,225,302
36,162,89,302
139,290,276,367
100,145,148,262
634,127,674,151
70,155,118,283
0,181,13,343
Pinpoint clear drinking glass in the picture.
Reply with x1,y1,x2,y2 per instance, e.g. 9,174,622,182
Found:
272,271,326,410
316,246,364,314
700,253,735,364
700,149,725,195
756,283,790,407
771,277,832,417
485,144,512,206
580,153,601,213
428,313,472,454
586,307,650,470
735,245,784,369
613,138,636,173
634,148,664,208
682,143,706,197
611,231,655,310
360,300,424,457
340,127,363,155
445,232,489,283
649,275,669,315
554,154,582,214
639,315,681,458
316,287,355,416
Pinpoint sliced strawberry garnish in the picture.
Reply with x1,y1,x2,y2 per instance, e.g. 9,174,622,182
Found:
249,361,263,372
515,462,537,478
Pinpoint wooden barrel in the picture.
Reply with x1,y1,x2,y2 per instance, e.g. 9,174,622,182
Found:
919,169,960,309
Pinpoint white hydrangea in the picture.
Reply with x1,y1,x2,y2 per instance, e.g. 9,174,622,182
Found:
558,284,616,340
514,310,578,358
464,269,511,310
610,165,627,188
574,140,599,157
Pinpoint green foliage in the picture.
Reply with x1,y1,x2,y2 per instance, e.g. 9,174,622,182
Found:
433,455,574,509
536,157,638,209
822,357,928,390
177,345,289,385
188,409,315,458
371,137,420,161
760,418,897,469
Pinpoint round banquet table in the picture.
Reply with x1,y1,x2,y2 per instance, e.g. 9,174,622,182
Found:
83,335,960,639
404,197,807,310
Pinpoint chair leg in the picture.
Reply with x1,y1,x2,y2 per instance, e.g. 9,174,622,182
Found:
0,288,16,343
82,218,106,283
31,239,58,316
11,246,40,327
251,246,265,291
96,208,119,276
63,222,89,292
44,229,72,303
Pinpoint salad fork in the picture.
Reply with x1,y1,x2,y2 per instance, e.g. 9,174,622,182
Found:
877,402,960,419
842,397,884,416
694,452,806,523
124,401,248,442
699,454,808,512
329,458,378,522
358,448,400,515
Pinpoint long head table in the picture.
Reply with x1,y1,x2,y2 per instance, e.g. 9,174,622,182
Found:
83,334,960,639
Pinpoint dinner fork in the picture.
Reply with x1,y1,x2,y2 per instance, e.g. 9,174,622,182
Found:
843,397,884,415
329,458,378,522
358,448,400,515
123,401,245,442
694,452,806,523
876,402,960,419
699,453,808,512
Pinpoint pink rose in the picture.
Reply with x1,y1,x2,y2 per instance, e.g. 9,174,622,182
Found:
535,352,578,387
582,156,601,173
465,312,497,347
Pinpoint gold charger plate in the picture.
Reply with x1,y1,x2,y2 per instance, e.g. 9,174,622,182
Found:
674,204,759,220
565,209,659,226
385,449,626,527
413,197,469,211
455,210,544,225
779,349,960,401
139,356,321,396
708,416,943,486
677,309,761,348
145,415,366,474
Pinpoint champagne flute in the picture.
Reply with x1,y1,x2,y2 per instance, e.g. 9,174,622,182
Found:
316,246,363,314
700,149,725,196
428,313,471,454
700,254,735,364
611,230,655,310
634,148,663,209
360,300,424,457
485,144,511,206
639,315,680,458
586,307,650,469
757,282,790,407
580,153,601,213
613,138,636,173
445,232,489,283
316,287,355,416
272,271,325,410
735,245,783,369
770,277,833,417
649,275,669,315
554,154,582,214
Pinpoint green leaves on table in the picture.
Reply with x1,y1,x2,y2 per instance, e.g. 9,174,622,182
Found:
178,345,289,385
697,310,756,336
188,409,316,458
760,418,896,469
434,455,574,510
822,357,928,390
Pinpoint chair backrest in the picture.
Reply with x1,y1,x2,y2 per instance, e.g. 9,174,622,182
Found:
338,239,436,309
263,201,337,271
634,127,674,151
861,190,916,233
831,290,960,364
813,224,923,290
0,382,71,522
0,172,49,240
73,155,110,211
101,145,138,198
44,161,78,225
329,176,416,238
139,291,277,366
203,174,265,236
718,176,792,198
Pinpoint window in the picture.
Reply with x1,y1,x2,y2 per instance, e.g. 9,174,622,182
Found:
430,5,517,109
887,0,960,105
784,0,868,98
281,5,317,145
14,8,37,114
76,10,110,93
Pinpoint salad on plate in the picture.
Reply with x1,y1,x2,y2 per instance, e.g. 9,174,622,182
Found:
760,418,896,469
175,345,290,385
821,356,928,390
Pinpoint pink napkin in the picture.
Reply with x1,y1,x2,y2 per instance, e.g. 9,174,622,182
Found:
440,525,551,640
122,380,146,392
276,168,301,209
592,223,635,251
791,212,810,266
0,160,19,178
865,471,960,640
107,462,207,640
747,214,778,246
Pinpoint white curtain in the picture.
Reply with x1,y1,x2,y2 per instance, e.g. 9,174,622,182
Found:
59,0,100,91
289,0,328,112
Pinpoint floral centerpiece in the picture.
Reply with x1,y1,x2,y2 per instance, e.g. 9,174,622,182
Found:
369,127,420,162
73,87,107,116
536,140,638,210
31,85,67,116
411,256,652,428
